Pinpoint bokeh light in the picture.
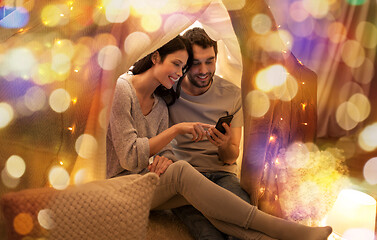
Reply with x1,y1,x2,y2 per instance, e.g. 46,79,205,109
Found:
358,123,377,152
341,40,365,68
97,45,122,70
221,0,245,11
75,134,98,159
104,0,130,23
124,32,151,57
5,155,26,178
355,21,377,49
98,107,108,130
52,39,74,59
41,4,70,27
347,93,370,122
73,44,92,66
141,12,162,32
327,21,348,44
74,169,89,185
245,90,270,118
3,48,37,80
302,0,330,19
51,53,71,75
49,89,71,113
164,14,190,34
289,1,309,22
271,74,298,101
352,58,375,85
335,102,359,131
251,13,272,35
0,102,14,128
38,209,55,230
335,136,356,159
256,64,288,92
1,168,20,189
13,213,34,235
24,86,47,112
363,157,377,185
48,166,70,190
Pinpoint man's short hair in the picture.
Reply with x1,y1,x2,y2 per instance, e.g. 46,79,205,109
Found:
183,27,218,56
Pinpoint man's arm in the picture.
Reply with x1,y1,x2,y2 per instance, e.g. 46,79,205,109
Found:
219,126,242,164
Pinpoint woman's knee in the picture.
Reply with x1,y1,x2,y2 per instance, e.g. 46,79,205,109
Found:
168,161,193,178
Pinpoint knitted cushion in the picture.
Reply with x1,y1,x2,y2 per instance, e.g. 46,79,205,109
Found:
1,173,159,240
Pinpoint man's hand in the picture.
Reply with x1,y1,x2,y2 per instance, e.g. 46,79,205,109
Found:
148,155,173,176
206,123,231,148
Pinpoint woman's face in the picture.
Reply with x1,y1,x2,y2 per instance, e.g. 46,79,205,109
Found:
154,50,188,89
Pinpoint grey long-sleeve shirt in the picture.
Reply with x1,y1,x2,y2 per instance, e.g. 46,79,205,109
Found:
106,73,177,178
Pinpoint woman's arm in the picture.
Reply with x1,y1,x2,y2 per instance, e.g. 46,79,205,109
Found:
149,121,212,157
108,79,150,173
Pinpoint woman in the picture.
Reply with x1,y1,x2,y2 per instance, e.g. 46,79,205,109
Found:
106,35,332,240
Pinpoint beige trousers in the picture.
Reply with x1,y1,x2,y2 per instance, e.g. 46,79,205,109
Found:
151,161,276,240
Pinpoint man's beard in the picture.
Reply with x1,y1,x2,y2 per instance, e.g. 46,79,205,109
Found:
187,73,213,89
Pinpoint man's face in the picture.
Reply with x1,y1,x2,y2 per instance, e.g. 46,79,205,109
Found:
186,44,216,89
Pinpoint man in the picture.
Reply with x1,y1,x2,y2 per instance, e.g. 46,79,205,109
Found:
169,27,250,240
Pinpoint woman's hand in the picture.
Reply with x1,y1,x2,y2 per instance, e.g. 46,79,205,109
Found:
174,122,212,142
148,155,173,176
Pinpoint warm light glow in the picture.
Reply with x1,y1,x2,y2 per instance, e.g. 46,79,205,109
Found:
358,123,377,152
14,213,34,235
251,13,272,35
355,21,377,49
222,0,245,10
302,0,330,19
51,53,71,75
49,88,71,113
97,45,122,70
105,0,130,23
341,40,365,68
1,168,20,188
41,4,70,27
335,102,359,131
141,12,162,32
348,93,371,122
164,14,190,34
3,47,37,79
74,169,89,185
256,64,288,92
5,155,26,178
245,90,270,118
269,135,276,142
124,32,151,57
0,102,14,129
363,157,377,185
289,1,309,22
48,166,70,190
24,86,47,112
328,22,348,44
38,209,55,230
75,134,98,159
325,189,376,238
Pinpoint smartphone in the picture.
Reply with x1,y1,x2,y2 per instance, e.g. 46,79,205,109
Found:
215,115,233,134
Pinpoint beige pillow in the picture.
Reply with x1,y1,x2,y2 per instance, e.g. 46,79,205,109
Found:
1,173,159,240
